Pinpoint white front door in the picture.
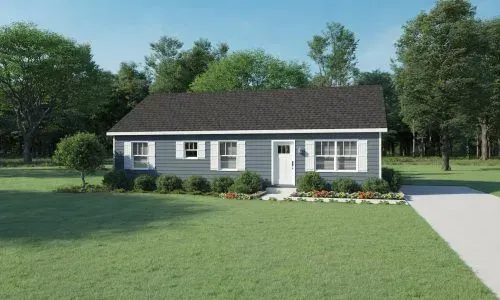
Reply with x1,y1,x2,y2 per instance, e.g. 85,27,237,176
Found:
274,142,295,185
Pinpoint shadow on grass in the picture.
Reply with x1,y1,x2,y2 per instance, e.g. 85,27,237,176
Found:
403,179,500,195
0,191,214,242
0,167,108,178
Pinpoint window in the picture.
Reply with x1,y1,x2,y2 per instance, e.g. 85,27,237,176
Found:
132,142,149,169
220,142,237,170
184,142,198,158
315,141,335,171
337,141,357,171
313,140,358,171
278,145,290,154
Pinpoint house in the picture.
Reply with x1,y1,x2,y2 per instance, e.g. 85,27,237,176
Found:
106,85,387,186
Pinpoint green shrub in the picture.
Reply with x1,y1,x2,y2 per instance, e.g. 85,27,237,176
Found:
382,167,402,192
211,176,235,193
53,132,106,188
103,169,131,190
296,172,327,192
55,184,105,193
156,174,183,192
361,177,390,193
229,171,262,194
332,177,360,193
183,176,211,193
134,174,156,191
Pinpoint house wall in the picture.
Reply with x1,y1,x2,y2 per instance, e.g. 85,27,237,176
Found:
113,133,380,184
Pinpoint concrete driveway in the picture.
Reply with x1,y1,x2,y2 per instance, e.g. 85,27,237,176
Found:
402,185,500,297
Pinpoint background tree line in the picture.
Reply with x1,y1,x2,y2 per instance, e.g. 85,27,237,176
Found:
0,0,499,170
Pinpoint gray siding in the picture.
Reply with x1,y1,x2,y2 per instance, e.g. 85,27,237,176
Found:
113,133,380,185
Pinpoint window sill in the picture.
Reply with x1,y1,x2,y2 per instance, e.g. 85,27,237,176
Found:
130,168,152,171
219,168,239,172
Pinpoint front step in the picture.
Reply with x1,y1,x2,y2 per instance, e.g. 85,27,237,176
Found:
262,187,297,200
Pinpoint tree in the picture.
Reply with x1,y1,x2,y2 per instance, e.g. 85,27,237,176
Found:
395,0,483,170
0,22,99,162
308,22,358,86
92,63,149,135
145,37,229,93
471,18,500,159
355,70,409,155
53,133,106,188
189,50,309,92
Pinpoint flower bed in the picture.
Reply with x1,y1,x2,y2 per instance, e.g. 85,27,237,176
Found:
283,190,407,205
220,191,266,200
276,197,407,205
291,190,405,200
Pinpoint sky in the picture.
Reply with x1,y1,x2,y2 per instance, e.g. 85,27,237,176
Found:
1,0,499,74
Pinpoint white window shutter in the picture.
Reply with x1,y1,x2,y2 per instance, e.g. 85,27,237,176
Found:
210,141,219,170
305,140,315,171
175,141,184,159
358,140,368,172
236,141,246,171
148,142,156,169
123,142,132,170
198,141,206,159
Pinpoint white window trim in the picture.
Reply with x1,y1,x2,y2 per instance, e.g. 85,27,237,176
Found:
130,141,152,170
219,140,238,171
184,141,199,159
314,139,359,173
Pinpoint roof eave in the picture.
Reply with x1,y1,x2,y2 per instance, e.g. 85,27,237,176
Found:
106,128,388,136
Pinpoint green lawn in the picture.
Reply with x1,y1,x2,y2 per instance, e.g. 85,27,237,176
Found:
0,166,495,299
386,157,500,196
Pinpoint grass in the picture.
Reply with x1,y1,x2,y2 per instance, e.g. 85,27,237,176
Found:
0,165,495,299
385,157,500,197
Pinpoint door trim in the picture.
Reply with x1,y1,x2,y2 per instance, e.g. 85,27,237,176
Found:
271,140,296,186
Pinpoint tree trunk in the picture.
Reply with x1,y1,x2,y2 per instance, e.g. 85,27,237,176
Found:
466,137,470,159
81,172,86,189
476,134,480,158
498,138,500,158
441,132,451,171
23,134,33,163
412,130,416,157
480,122,488,160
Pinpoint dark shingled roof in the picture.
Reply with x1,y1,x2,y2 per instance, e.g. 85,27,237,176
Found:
108,85,387,133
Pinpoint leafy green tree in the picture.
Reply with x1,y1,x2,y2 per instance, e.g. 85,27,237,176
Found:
0,22,99,162
53,133,106,188
92,63,149,135
355,70,409,155
308,22,358,86
470,18,500,159
190,50,309,92
145,37,229,93
395,0,483,170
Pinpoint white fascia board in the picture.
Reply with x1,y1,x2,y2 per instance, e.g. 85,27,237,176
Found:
106,128,388,136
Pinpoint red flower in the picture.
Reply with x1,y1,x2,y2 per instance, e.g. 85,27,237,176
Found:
313,190,330,198
224,192,238,199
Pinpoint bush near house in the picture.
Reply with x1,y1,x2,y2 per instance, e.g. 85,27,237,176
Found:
156,174,183,192
297,172,327,192
183,176,211,193
229,171,262,194
211,176,235,193
103,169,131,190
361,177,390,194
331,177,360,193
134,174,156,191
382,167,402,192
